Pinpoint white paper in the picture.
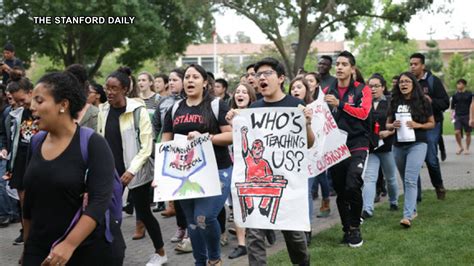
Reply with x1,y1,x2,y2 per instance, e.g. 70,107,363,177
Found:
395,113,416,142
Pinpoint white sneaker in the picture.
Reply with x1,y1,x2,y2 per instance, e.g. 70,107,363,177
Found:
146,253,168,266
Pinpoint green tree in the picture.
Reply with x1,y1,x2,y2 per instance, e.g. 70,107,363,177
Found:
235,31,252,43
0,0,212,78
220,0,433,79
425,40,444,74
353,20,418,82
444,53,468,94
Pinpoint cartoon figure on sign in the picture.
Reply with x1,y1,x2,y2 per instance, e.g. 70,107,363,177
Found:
235,126,288,224
162,142,206,196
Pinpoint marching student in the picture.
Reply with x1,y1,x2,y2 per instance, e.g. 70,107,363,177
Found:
226,57,314,266
98,67,167,265
22,70,125,265
386,72,434,228
161,64,233,266
323,51,372,248
152,68,192,253
361,74,399,219
409,53,449,199
228,83,257,260
451,79,472,155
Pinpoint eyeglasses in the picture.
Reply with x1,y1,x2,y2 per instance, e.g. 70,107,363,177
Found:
368,84,382,88
245,73,256,78
255,70,276,78
399,80,413,84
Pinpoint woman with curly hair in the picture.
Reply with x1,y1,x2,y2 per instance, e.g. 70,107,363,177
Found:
22,70,125,265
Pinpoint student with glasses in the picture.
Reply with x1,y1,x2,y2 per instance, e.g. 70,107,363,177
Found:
226,57,314,266
386,72,435,228
361,74,398,219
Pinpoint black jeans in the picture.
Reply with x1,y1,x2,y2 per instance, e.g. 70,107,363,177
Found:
331,150,367,231
130,182,164,250
175,200,187,229
218,207,226,234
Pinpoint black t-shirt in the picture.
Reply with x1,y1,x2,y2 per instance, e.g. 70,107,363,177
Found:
451,91,473,117
105,106,126,176
391,103,433,146
11,108,39,189
163,99,232,169
250,94,305,108
23,126,115,254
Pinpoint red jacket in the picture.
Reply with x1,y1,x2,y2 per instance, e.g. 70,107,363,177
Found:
323,80,372,151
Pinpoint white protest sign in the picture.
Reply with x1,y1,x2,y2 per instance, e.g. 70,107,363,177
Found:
153,134,221,201
307,90,350,176
231,108,310,231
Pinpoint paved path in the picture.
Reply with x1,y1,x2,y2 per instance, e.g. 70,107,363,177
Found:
1,136,473,265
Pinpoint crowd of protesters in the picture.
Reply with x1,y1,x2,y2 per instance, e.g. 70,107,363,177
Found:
0,41,473,266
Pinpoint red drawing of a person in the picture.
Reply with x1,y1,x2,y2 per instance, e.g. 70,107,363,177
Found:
241,126,280,216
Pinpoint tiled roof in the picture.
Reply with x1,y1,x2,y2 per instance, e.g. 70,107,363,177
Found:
184,43,266,56
183,38,474,56
416,38,474,52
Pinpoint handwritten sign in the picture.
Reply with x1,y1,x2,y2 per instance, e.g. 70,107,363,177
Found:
231,108,310,231
307,89,350,176
153,134,221,201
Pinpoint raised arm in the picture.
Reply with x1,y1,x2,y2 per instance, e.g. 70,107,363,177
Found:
241,126,249,157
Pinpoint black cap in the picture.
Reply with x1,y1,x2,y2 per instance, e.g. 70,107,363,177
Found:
3,43,15,52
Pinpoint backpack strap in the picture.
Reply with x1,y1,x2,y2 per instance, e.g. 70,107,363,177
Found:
79,127,94,164
427,75,434,95
171,99,183,120
31,131,48,154
154,93,161,104
211,98,220,121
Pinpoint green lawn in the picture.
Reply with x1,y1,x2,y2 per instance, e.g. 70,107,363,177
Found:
269,189,474,265
443,111,455,135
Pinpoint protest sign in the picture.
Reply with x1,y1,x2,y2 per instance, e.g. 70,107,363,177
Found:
307,90,350,176
153,134,221,201
231,108,310,231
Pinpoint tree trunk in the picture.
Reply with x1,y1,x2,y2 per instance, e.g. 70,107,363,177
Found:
293,34,312,77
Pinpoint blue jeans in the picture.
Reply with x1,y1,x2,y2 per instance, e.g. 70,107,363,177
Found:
180,166,232,266
314,171,330,199
420,122,444,189
362,152,398,215
0,160,19,220
393,143,427,219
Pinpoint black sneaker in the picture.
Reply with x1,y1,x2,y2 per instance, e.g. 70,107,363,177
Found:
390,204,399,211
228,245,247,259
361,211,373,220
374,194,381,203
348,228,363,248
13,230,23,245
340,231,350,244
123,203,134,215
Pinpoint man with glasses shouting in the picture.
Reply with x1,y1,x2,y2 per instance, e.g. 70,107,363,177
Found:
227,57,314,266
